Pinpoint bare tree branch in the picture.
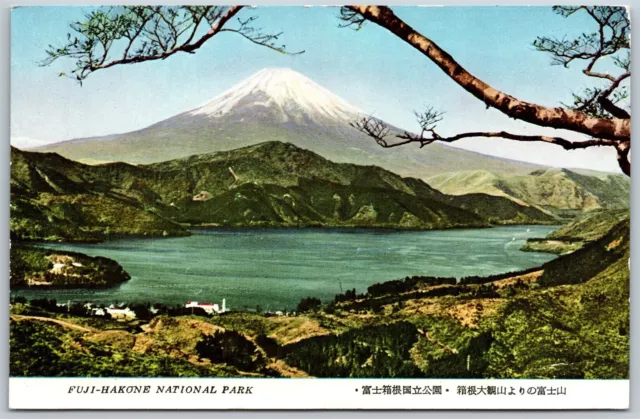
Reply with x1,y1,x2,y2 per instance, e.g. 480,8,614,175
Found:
349,116,391,147
353,114,616,149
351,113,628,175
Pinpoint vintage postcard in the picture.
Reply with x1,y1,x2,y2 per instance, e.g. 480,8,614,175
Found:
9,5,630,410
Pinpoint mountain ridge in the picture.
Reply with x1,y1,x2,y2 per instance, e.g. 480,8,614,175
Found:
427,168,629,215
34,68,546,178
10,141,556,242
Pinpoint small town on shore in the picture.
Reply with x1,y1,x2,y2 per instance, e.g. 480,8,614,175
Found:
17,297,295,320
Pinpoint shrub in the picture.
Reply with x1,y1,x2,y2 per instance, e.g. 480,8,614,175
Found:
296,297,322,313
196,330,263,370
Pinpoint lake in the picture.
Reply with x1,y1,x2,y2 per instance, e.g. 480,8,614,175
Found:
12,226,558,311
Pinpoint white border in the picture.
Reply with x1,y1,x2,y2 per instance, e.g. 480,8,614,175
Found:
4,1,638,416
9,378,630,410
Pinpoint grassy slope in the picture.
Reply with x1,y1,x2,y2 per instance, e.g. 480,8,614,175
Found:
547,209,630,241
484,219,629,378
9,315,265,377
521,209,629,254
427,168,629,214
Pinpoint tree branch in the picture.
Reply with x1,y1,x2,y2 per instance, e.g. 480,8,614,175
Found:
346,5,630,142
351,114,627,174
413,131,616,150
179,6,243,53
601,72,631,99
97,6,243,70
349,116,391,147
219,16,304,55
42,6,303,82
534,6,630,120
122,9,155,60
615,141,631,176
597,72,631,118
598,96,631,119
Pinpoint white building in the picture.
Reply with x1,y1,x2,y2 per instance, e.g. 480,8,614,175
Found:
185,299,226,314
92,307,106,316
105,305,136,319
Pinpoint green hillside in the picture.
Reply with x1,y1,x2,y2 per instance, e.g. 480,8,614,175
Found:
546,209,630,241
10,245,130,289
10,147,187,242
521,209,629,254
10,142,556,242
427,168,629,215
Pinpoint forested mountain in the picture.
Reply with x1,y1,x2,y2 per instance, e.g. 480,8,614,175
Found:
11,142,556,242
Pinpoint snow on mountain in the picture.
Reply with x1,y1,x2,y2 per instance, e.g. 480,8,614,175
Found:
188,68,362,123
36,67,543,177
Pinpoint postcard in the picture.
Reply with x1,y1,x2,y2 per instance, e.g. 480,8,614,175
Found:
8,5,630,410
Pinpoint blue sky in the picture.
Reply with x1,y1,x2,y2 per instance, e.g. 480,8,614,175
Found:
11,6,627,172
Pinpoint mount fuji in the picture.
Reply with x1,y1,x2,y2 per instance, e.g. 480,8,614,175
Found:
37,68,542,178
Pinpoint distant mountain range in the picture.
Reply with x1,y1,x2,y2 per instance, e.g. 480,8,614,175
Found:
34,68,544,178
428,168,630,216
10,142,556,242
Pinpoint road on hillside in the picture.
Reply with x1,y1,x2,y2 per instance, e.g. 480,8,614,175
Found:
10,314,96,333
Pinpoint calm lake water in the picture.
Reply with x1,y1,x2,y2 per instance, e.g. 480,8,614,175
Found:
12,226,558,311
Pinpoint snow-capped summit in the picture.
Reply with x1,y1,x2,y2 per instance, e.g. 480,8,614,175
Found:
37,68,541,177
188,68,362,123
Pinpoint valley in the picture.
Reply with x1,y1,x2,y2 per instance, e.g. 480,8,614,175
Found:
9,69,630,381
